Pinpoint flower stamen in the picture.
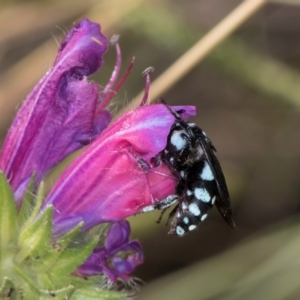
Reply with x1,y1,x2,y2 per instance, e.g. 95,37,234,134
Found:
96,56,135,115
141,66,155,106
98,35,122,105
91,36,103,45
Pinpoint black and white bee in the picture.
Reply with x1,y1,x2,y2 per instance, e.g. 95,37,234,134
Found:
143,107,235,236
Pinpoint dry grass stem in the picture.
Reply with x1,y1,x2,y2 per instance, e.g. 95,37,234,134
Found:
0,0,98,45
271,0,300,5
121,0,267,114
123,4,300,108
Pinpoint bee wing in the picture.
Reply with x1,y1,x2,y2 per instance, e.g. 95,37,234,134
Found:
197,132,236,228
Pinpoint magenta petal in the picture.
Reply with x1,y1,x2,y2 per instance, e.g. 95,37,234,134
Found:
48,148,152,236
98,104,178,160
92,109,112,138
0,19,109,204
172,105,196,119
147,163,177,200
44,104,183,235
55,18,107,75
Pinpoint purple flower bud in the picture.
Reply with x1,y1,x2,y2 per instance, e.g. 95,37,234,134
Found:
75,220,143,282
0,19,110,205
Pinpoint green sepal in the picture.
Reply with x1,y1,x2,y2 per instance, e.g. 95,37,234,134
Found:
55,222,85,249
71,286,125,300
14,263,44,296
0,175,133,298
38,285,75,300
25,181,45,223
0,172,17,255
18,174,36,227
17,205,53,263
0,277,17,300
36,222,84,272
48,236,98,279
14,264,75,299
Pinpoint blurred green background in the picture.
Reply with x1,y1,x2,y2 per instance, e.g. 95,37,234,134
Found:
1,0,300,299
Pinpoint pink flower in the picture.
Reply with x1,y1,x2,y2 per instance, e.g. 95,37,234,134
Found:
0,18,197,282
43,103,195,237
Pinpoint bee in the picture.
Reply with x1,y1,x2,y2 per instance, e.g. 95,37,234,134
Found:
144,107,235,236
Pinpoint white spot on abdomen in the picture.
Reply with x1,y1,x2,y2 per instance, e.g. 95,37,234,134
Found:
211,196,216,205
194,188,211,203
188,225,196,231
189,203,200,216
200,161,214,181
176,226,185,235
201,214,207,221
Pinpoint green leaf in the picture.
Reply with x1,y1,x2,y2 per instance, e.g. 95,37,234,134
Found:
71,287,125,300
0,172,17,253
17,206,53,263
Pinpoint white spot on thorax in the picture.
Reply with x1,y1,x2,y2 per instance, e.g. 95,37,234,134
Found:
200,161,214,181
186,190,193,196
170,130,187,150
194,188,211,203
189,203,200,216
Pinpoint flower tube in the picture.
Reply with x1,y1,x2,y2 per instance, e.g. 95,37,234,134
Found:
43,102,195,237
